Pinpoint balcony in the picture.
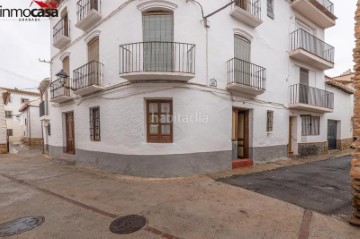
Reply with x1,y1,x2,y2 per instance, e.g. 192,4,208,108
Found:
290,0,336,28
73,61,104,96
50,78,73,103
119,42,196,81
289,29,335,70
226,58,266,95
289,84,334,113
230,0,262,28
75,0,102,31
53,18,71,49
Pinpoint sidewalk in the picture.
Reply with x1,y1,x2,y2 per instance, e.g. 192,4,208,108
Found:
0,149,358,239
208,149,353,179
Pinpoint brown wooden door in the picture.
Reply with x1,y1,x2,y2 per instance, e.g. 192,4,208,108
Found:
88,37,99,85
63,56,70,75
65,112,75,154
232,109,249,159
88,37,99,62
288,117,292,155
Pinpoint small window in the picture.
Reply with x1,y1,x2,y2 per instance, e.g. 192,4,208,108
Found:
301,115,320,136
267,0,274,19
89,107,101,141
5,111,12,118
146,100,173,143
266,111,273,132
7,129,13,136
25,118,27,126
21,98,29,103
48,124,51,136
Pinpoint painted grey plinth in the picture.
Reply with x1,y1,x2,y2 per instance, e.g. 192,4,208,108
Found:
48,145,232,178
250,145,288,163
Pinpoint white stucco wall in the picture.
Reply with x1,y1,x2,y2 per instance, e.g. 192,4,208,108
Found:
47,0,344,160
0,89,7,144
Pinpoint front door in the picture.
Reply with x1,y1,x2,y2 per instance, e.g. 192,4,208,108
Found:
232,109,249,160
328,120,337,150
65,112,75,154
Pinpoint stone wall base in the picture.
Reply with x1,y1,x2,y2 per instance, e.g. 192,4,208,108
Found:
336,138,353,150
24,138,43,147
298,141,328,157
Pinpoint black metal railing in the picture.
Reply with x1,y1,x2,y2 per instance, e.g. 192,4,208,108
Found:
119,42,196,75
77,0,100,22
233,0,261,19
73,61,104,91
290,29,334,63
39,101,46,117
290,84,334,109
321,0,334,13
53,18,70,42
227,58,266,90
50,78,71,99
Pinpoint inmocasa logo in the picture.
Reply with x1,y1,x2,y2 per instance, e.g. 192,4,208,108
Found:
0,0,59,22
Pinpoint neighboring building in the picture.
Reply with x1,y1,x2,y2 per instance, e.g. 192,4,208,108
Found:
38,79,51,154
0,89,8,154
47,0,340,177
1,88,40,143
325,73,354,151
19,99,43,147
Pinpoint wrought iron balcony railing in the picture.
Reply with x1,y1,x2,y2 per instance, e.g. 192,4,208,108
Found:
77,0,100,22
119,42,196,75
227,58,266,90
50,78,71,99
53,18,70,42
290,84,334,109
290,29,335,63
73,61,104,91
233,0,261,19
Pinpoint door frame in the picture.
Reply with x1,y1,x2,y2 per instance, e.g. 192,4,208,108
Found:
65,111,75,154
232,108,250,159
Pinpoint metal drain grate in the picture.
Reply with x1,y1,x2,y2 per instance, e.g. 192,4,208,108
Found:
109,215,147,234
0,216,45,237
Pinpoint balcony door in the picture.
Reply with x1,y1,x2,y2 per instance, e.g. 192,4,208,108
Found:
235,0,248,10
234,35,251,86
65,112,75,154
87,37,99,85
299,68,309,104
143,11,174,72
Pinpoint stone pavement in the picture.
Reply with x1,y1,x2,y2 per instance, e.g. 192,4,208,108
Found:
0,149,358,239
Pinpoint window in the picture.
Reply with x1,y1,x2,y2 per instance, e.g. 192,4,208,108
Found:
21,98,29,103
5,111,12,118
301,115,320,136
266,111,273,132
48,123,51,136
7,129,13,136
147,100,173,143
25,118,27,126
267,0,274,19
89,107,100,141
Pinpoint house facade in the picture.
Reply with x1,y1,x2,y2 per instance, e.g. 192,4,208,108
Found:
19,99,43,147
0,89,8,154
1,88,40,144
47,0,342,177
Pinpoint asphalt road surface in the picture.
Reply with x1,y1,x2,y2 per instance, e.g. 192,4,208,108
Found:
219,156,353,218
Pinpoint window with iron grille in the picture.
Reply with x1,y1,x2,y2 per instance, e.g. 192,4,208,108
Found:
267,0,274,19
301,115,320,136
5,111,12,118
266,110,273,132
89,107,100,141
146,100,173,143
7,129,13,136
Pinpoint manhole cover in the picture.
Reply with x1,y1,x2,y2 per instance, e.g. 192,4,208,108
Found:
0,216,45,237
109,215,147,234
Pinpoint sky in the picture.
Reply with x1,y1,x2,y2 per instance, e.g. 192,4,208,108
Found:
0,0,356,91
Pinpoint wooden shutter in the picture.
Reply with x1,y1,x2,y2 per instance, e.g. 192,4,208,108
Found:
300,68,309,86
62,56,70,75
88,37,99,62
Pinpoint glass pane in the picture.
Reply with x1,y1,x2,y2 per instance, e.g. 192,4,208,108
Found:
160,114,171,123
161,103,170,113
150,124,159,134
161,125,171,135
150,114,158,123
149,103,158,113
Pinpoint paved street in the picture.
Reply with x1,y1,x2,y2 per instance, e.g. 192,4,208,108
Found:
0,149,359,238
219,156,353,218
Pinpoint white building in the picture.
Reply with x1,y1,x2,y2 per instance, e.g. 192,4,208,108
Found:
46,0,347,177
19,99,43,147
0,89,8,154
1,88,40,144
